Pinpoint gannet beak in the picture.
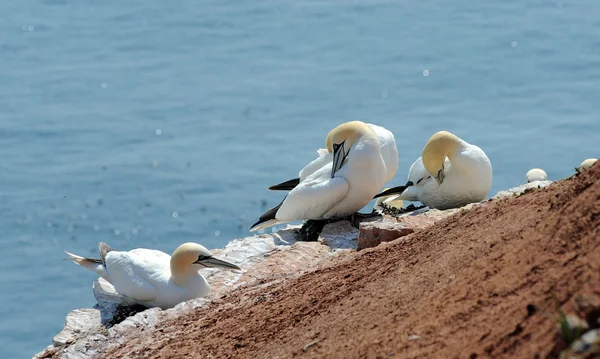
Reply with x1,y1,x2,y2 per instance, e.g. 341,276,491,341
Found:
435,166,445,185
331,140,347,178
196,257,242,271
373,181,414,199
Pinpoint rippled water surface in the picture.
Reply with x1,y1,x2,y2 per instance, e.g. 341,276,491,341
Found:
1,0,599,357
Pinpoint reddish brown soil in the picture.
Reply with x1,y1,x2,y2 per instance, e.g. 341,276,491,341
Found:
106,164,600,359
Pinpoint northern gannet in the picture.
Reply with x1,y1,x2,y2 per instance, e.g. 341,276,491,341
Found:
374,131,492,210
66,242,241,309
579,158,597,171
268,123,398,191
251,121,388,231
526,168,548,183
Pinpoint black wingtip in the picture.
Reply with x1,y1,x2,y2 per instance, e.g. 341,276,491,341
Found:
373,185,408,199
268,178,300,191
251,196,287,229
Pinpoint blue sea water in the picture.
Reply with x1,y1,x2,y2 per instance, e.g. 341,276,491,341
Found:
0,0,599,357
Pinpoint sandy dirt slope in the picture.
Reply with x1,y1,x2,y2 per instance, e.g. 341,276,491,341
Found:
106,163,600,359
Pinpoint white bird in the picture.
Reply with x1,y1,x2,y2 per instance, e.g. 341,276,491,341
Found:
252,121,388,231
268,123,398,191
526,168,548,183
374,131,492,210
579,158,597,171
66,242,241,309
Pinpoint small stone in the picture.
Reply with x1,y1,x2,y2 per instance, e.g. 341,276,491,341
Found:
408,334,420,341
318,221,359,250
575,295,600,329
52,308,102,347
560,329,599,359
394,214,439,229
558,315,589,344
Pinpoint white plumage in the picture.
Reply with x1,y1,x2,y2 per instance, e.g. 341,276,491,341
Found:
66,242,240,309
376,131,492,210
297,123,398,184
252,121,388,231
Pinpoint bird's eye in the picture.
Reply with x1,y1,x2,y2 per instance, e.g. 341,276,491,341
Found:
333,143,340,150
197,255,210,261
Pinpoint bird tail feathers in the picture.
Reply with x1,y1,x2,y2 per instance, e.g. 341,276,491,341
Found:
250,219,285,232
64,251,108,279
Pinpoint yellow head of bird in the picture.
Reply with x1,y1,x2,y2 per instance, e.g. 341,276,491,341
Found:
422,131,462,184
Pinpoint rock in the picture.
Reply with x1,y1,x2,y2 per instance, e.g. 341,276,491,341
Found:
33,184,541,358
575,295,600,329
492,181,553,199
318,220,359,250
34,225,358,358
560,329,599,359
558,315,590,344
93,278,135,326
393,213,438,229
52,309,102,347
356,205,470,250
358,221,414,250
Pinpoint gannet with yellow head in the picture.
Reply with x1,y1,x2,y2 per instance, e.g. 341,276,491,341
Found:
268,123,398,191
252,120,388,231
66,242,241,309
374,131,492,210
526,168,548,183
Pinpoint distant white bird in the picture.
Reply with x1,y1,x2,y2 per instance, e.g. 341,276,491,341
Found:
374,131,492,210
252,121,388,231
579,158,597,171
268,123,398,191
526,168,548,183
66,242,241,309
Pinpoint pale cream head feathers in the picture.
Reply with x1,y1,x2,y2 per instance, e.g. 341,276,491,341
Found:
422,131,461,180
170,242,213,276
170,243,240,286
325,121,373,152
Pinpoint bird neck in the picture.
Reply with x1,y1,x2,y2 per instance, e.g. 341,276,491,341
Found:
170,262,197,287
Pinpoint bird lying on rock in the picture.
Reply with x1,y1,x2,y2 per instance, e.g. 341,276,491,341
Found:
66,242,241,309
374,130,492,210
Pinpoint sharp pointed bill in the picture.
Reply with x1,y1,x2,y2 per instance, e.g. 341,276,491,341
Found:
375,131,492,210
195,256,241,270
373,187,405,213
435,165,445,185
373,181,412,199
331,140,348,177
267,123,398,191
66,242,241,309
252,121,388,231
